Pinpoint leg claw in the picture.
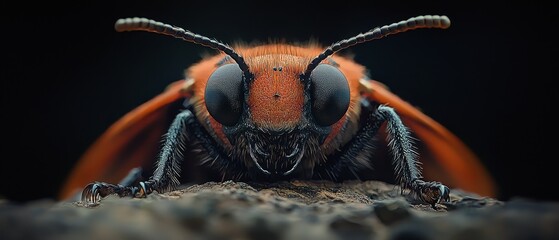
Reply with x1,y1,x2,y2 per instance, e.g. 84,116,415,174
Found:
80,181,154,205
412,180,450,207
81,183,103,206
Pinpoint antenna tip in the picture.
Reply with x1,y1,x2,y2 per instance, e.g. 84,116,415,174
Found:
114,18,131,32
440,15,451,29
114,17,151,32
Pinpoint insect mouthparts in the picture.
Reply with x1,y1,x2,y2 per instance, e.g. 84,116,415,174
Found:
248,141,305,176
282,147,305,176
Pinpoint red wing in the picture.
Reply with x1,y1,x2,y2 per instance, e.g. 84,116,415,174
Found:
58,80,192,200
360,79,497,197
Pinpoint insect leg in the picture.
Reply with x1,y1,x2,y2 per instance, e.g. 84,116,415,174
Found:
141,110,193,194
81,110,194,205
375,105,450,206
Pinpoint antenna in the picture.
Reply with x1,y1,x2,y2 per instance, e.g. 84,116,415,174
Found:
114,17,253,81
302,15,451,80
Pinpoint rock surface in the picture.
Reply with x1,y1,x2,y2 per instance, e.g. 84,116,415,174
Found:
1,180,558,240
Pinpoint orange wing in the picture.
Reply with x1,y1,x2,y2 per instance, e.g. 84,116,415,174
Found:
58,79,193,200
360,79,497,197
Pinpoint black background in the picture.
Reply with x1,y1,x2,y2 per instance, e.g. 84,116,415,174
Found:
1,1,555,202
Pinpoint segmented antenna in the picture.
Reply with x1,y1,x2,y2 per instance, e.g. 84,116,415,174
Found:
114,17,252,80
302,15,451,80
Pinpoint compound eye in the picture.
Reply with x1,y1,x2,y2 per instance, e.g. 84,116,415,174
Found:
309,64,350,126
205,64,244,126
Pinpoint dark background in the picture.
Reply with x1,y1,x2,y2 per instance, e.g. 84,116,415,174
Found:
1,1,555,202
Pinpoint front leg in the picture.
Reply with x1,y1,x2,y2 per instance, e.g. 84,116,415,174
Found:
81,110,195,205
375,105,450,206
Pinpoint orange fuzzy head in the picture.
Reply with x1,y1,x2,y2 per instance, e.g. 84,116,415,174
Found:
245,51,307,130
188,44,356,178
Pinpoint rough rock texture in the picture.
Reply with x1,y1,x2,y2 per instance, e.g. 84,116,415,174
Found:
1,180,558,240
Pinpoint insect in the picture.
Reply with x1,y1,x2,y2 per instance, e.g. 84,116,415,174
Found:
59,15,496,206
